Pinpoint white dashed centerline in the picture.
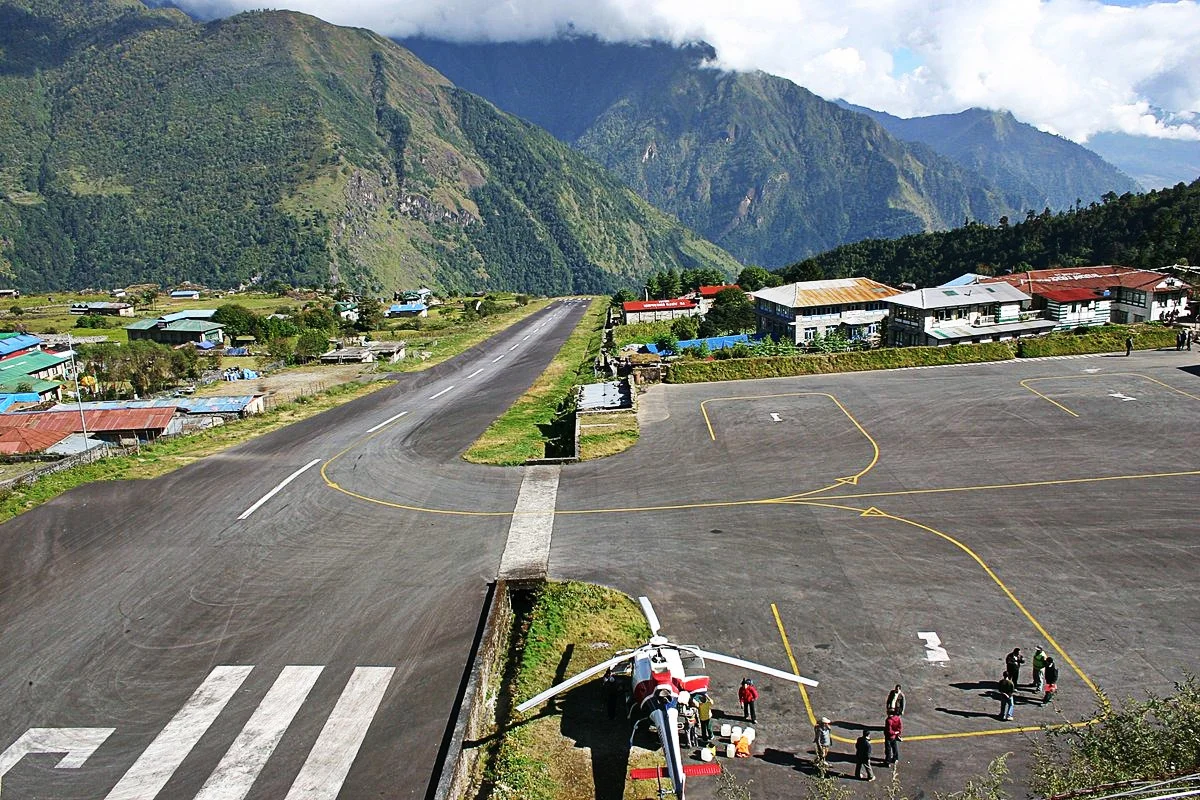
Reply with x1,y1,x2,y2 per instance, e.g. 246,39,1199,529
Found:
237,459,322,521
428,385,455,400
466,369,483,379
491,355,505,363
508,344,519,351
366,410,408,434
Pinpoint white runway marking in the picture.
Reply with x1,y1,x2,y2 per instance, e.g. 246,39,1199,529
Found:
366,411,408,434
467,369,483,379
508,343,519,351
238,460,321,520
522,335,529,341
105,666,253,799
917,632,950,663
1109,392,1137,401
0,727,115,787
497,466,560,580
283,667,395,800
194,666,323,800
491,355,505,363
428,385,455,400
770,413,782,422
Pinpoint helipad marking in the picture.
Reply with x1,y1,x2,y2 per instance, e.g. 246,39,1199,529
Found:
917,632,949,663
1109,392,1136,401
770,413,782,422
0,728,114,792
1021,372,1200,416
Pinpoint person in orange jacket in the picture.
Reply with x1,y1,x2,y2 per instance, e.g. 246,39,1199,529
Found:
738,678,759,723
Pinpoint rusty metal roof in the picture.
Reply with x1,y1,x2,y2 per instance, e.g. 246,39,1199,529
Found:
984,266,1191,294
0,407,175,433
0,427,70,454
752,278,901,308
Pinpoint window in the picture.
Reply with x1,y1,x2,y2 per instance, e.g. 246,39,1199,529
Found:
803,327,817,341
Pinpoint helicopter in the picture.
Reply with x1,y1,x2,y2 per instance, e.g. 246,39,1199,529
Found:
515,597,818,799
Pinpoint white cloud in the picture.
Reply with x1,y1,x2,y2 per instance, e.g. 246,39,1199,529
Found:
173,0,1200,142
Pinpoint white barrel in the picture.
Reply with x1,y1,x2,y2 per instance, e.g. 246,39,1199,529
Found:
744,726,756,742
720,723,732,738
730,726,743,742
725,743,736,758
700,747,714,763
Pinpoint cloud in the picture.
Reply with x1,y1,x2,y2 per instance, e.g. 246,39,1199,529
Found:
172,0,1200,142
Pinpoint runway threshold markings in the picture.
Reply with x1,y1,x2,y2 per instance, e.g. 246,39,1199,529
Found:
428,385,455,400
365,410,408,434
237,459,322,520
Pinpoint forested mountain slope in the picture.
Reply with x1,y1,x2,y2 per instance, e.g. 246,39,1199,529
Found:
778,180,1200,289
0,1,738,293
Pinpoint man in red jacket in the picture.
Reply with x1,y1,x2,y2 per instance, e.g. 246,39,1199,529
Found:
738,678,759,723
884,712,902,766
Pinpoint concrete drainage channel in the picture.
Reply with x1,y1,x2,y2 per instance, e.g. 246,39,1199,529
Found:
430,464,561,800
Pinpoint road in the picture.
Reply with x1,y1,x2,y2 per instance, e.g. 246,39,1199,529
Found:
0,299,588,800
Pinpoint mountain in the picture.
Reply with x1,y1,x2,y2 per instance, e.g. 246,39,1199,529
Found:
838,102,1143,210
777,179,1200,290
402,37,1137,268
0,1,738,293
1086,133,1200,191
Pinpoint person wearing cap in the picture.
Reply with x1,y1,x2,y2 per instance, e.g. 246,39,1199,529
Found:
1032,647,1048,692
695,692,714,744
855,730,876,781
813,717,832,767
1005,647,1025,686
738,678,759,723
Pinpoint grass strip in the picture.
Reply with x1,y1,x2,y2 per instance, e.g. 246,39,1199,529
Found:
577,411,639,461
0,380,389,523
1016,323,1177,357
388,299,552,372
489,582,649,800
464,298,607,465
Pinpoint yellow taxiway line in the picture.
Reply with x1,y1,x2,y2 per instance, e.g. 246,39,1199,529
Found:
1021,372,1200,416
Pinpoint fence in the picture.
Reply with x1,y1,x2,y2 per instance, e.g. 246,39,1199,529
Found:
0,445,118,493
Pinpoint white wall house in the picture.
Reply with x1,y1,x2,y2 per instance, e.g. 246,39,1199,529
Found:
1038,288,1111,330
751,278,901,344
984,267,1191,325
621,298,700,325
885,283,1057,346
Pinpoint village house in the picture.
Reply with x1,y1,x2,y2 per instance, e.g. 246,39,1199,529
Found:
884,282,1057,346
125,310,224,346
751,277,901,344
621,298,700,325
982,266,1191,325
70,301,135,317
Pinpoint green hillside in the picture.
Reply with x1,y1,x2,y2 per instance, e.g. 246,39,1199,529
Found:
778,180,1200,288
0,1,738,293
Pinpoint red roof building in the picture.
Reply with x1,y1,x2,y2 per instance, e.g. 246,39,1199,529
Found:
0,407,176,443
621,298,700,325
0,427,71,455
982,266,1190,324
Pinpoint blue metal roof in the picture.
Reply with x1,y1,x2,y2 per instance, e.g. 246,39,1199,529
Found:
941,273,987,287
160,309,217,322
388,303,427,313
0,333,43,357
645,334,753,354
49,396,260,414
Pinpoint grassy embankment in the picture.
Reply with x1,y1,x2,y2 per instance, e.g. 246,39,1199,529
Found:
464,298,607,465
487,582,652,800
0,380,388,523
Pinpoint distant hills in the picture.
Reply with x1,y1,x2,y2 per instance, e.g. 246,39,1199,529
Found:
777,178,1200,290
836,103,1142,211
0,0,738,293
1086,133,1200,191
403,37,1144,268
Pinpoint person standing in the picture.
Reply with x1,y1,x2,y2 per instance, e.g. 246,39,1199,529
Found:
886,684,906,716
696,692,714,744
1043,657,1060,705
884,712,902,766
814,717,832,768
855,730,876,781
1188,329,1194,351
1126,334,1134,356
997,672,1016,720
1005,647,1025,686
1032,647,1048,692
738,678,759,723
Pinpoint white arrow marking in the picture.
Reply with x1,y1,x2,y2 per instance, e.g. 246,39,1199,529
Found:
1108,392,1137,402
770,413,782,422
194,666,323,800
0,728,114,794
284,667,395,800
917,631,949,663
238,459,321,520
106,666,253,799
428,385,455,400
365,410,407,434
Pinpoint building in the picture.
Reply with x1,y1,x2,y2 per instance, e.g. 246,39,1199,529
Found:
70,302,134,317
50,395,266,419
333,302,358,323
0,350,68,383
1038,288,1111,330
387,302,428,318
695,285,742,314
125,310,224,346
0,288,19,299
0,332,43,361
752,278,901,344
885,283,1057,346
983,266,1192,325
621,298,700,325
170,289,201,300
0,407,177,445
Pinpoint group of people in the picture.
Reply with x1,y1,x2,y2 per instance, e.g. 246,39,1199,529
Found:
841,684,906,780
1175,328,1195,350
997,646,1060,720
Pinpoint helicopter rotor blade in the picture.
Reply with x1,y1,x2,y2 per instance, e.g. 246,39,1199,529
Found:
515,651,637,714
687,647,819,687
638,596,662,637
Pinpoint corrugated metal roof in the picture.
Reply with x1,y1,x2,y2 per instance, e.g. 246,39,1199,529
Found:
752,278,901,308
161,309,217,322
0,351,68,377
698,285,740,297
927,319,1058,339
0,377,60,393
164,319,223,332
1040,288,1104,303
0,407,175,432
623,299,698,312
50,396,261,414
941,273,988,287
0,333,43,357
0,427,70,454
886,282,1030,309
388,303,426,312
984,266,1192,294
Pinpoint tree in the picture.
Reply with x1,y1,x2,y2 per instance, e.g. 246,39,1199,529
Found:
355,296,384,332
736,266,774,292
611,289,636,307
661,268,682,299
140,288,158,308
654,333,679,355
670,315,700,341
294,328,328,362
213,304,259,338
699,287,756,337
15,381,33,394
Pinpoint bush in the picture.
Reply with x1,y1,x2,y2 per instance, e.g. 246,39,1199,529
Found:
1017,325,1176,357
75,314,109,328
